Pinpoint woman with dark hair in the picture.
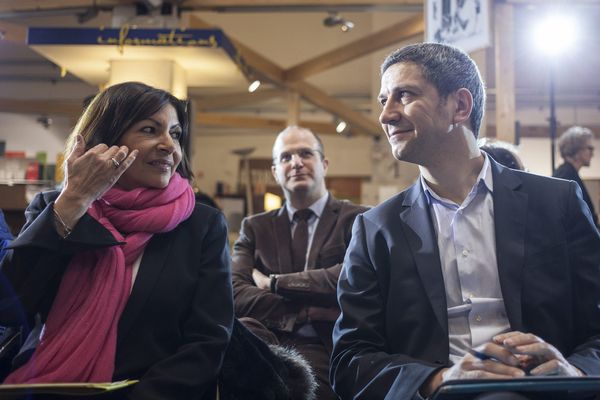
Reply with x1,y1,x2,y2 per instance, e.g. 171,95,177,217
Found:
0,82,233,400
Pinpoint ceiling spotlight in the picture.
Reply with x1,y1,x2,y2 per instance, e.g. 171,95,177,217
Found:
336,120,348,134
248,79,261,93
340,21,354,32
323,12,354,32
334,118,351,136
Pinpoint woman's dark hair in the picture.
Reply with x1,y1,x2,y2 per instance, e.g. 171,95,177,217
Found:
66,81,193,180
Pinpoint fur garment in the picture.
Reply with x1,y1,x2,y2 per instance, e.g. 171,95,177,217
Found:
218,319,317,400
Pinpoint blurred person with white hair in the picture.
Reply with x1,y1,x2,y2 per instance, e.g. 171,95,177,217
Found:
554,126,598,227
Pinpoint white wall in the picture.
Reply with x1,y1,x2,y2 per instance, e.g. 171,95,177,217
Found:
3,107,597,201
0,112,72,162
519,137,600,179
192,130,373,196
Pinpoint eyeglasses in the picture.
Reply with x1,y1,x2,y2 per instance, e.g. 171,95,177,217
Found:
273,148,323,165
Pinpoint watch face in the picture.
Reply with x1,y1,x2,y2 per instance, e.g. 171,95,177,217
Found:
269,274,278,293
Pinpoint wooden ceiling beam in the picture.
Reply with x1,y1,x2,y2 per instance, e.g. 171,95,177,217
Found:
197,111,338,135
0,0,422,12
0,98,82,117
184,14,286,85
0,1,127,13
505,0,597,3
287,80,380,135
193,89,283,111
181,0,421,7
185,14,380,136
285,14,424,81
230,40,287,85
0,21,27,43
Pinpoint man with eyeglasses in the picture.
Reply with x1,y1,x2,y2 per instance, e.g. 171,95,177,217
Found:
232,126,367,400
554,126,598,227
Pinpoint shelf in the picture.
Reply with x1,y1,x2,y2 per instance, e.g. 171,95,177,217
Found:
0,180,55,186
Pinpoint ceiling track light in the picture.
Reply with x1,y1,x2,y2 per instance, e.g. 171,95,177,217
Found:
335,120,347,133
340,20,354,32
248,79,261,93
335,118,350,136
323,12,354,32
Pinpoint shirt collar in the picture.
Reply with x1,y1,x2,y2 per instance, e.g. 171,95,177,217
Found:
420,153,494,207
286,192,329,222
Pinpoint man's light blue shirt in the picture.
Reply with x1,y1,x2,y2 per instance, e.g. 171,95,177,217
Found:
420,155,510,364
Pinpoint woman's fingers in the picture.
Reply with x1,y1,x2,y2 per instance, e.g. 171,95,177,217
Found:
106,145,130,165
115,149,138,173
66,134,86,165
73,144,128,174
63,143,137,203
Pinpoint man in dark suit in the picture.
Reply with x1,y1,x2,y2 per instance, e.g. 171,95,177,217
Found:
232,126,367,400
553,126,598,227
330,43,600,399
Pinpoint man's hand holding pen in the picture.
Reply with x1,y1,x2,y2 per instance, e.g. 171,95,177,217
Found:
442,341,526,381
421,330,585,397
492,331,584,377
420,340,523,397
443,330,584,380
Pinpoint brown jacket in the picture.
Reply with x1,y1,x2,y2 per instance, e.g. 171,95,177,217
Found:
232,194,367,349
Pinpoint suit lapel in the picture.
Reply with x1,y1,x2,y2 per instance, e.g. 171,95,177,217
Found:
307,194,340,268
117,232,173,345
274,207,294,273
400,183,448,335
491,161,527,331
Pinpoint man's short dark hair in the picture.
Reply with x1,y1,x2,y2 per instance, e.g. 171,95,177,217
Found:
381,43,486,138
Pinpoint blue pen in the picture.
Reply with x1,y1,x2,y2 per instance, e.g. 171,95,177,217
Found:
468,348,531,375
468,348,495,361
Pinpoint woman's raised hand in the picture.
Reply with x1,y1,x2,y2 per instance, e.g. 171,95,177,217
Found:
53,135,138,232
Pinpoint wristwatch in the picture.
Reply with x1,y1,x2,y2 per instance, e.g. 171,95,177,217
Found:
269,274,278,293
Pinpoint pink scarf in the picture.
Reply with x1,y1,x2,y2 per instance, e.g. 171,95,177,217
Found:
5,173,195,383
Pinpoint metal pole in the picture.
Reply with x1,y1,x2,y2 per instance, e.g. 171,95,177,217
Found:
549,62,557,175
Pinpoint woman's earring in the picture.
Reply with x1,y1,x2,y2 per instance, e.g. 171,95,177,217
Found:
447,122,456,133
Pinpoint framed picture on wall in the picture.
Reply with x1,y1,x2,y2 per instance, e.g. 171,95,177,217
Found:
426,0,490,53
